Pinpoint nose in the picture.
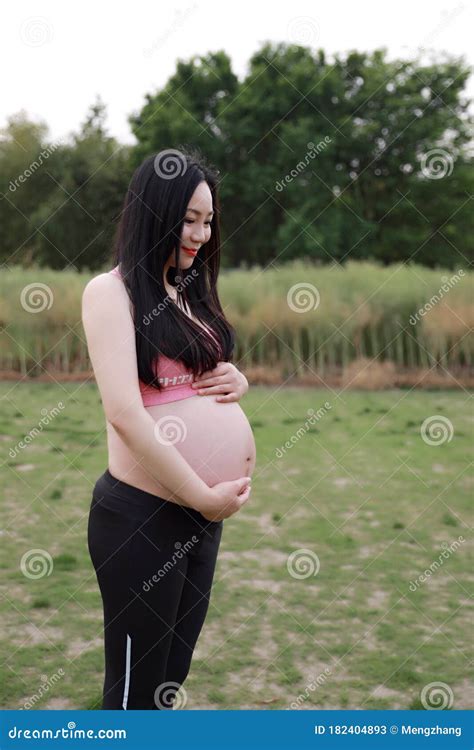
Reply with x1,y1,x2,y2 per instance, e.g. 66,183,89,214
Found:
191,226,207,243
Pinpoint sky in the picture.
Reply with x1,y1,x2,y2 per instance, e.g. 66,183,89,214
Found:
1,0,472,146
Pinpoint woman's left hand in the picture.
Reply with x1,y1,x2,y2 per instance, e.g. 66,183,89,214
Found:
191,362,249,402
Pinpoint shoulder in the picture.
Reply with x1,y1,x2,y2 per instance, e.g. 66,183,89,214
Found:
83,270,120,294
82,271,133,318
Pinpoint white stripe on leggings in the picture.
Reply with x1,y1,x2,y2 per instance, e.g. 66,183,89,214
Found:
122,633,132,710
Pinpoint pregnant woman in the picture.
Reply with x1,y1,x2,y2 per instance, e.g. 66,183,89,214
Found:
81,148,256,710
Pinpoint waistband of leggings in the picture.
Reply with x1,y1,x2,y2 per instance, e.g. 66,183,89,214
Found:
96,467,210,522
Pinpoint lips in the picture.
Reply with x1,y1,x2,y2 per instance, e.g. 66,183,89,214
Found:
182,246,198,257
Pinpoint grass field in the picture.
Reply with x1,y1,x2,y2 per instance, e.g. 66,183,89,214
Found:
1,261,473,377
0,381,472,710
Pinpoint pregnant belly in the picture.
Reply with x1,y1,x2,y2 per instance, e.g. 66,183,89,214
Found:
107,394,256,501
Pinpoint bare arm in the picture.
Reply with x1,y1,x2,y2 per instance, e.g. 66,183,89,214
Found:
81,273,211,511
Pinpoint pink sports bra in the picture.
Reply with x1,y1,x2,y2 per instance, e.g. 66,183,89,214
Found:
109,265,221,406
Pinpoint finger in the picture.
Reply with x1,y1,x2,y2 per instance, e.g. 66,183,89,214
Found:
192,381,215,389
237,479,251,495
192,369,216,383
238,479,252,495
192,376,225,388
196,385,230,395
238,487,251,505
198,363,228,380
215,393,238,402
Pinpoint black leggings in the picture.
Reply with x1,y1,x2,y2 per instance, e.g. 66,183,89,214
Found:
87,468,223,710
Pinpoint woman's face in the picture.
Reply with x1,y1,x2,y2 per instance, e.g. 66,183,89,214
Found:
178,181,213,268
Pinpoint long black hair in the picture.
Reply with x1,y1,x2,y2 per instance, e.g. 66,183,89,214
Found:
111,146,236,391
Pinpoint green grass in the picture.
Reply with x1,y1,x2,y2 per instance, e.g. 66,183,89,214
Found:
0,381,472,710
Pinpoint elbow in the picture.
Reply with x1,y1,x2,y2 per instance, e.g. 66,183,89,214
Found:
110,415,128,438
109,406,145,439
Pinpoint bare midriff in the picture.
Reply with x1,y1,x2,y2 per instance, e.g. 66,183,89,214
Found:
105,279,256,501
106,394,257,501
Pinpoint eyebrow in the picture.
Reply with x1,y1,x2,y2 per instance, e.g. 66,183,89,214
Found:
186,208,214,217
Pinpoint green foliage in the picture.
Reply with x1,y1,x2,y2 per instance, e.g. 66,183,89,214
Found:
0,98,132,271
0,46,472,270
131,44,473,269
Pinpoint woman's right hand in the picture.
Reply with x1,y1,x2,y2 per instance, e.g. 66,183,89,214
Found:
198,477,252,522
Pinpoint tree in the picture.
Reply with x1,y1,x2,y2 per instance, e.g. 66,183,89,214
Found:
130,44,473,269
30,98,132,270
1,47,471,271
0,113,57,265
